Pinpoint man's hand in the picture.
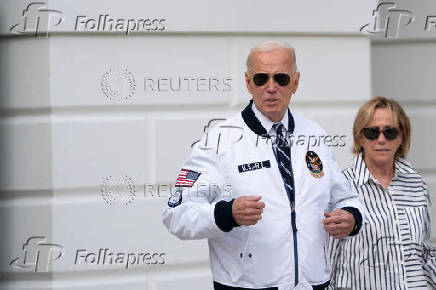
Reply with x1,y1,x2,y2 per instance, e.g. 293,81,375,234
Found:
323,209,355,239
232,196,265,226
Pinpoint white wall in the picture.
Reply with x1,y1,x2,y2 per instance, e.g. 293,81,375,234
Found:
4,0,423,289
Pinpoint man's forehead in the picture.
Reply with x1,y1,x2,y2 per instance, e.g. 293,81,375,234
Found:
249,49,293,71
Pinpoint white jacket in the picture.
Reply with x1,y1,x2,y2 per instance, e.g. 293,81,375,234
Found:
163,102,364,289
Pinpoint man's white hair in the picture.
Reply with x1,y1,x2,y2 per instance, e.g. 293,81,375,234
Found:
246,41,298,72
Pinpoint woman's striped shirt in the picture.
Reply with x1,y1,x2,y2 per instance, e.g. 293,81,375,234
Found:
329,153,436,289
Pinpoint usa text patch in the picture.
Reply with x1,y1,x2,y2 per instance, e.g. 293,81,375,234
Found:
175,169,201,187
238,160,271,173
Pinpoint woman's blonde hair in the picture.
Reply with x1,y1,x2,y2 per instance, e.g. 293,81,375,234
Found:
352,96,411,158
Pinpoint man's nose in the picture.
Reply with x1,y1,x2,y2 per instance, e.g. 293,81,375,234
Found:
266,76,277,91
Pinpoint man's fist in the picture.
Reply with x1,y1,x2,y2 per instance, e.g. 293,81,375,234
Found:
232,196,265,226
323,209,355,239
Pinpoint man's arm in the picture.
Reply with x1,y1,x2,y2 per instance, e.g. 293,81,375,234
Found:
323,208,362,238
162,143,227,240
214,196,265,231
323,149,364,238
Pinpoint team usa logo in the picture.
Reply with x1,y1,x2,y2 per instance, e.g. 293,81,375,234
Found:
305,151,324,178
168,188,183,208
168,169,201,207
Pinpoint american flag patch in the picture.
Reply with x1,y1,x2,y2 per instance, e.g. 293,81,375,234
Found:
175,169,201,187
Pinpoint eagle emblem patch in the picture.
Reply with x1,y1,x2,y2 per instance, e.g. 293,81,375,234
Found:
305,151,324,178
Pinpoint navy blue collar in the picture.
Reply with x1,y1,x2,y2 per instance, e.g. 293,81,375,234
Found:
241,100,295,137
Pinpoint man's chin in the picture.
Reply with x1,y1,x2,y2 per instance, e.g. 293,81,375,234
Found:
263,109,285,122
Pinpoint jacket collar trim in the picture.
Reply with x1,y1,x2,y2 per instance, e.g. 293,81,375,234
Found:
241,100,295,136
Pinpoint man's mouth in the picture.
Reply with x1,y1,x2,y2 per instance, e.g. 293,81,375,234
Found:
265,98,278,103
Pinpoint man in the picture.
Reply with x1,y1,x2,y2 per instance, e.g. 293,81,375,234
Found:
163,41,364,290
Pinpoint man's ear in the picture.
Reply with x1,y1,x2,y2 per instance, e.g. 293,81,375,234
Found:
245,72,252,93
292,71,300,94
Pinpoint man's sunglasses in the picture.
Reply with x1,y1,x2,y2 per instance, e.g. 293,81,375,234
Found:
252,73,291,87
361,127,400,141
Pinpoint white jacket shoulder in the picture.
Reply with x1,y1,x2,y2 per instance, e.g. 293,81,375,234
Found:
291,111,327,135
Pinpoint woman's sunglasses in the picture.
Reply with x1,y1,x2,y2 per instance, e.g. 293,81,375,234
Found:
252,73,291,87
361,127,400,141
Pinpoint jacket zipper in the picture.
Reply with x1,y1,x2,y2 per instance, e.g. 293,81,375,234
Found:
273,146,299,287
289,156,298,287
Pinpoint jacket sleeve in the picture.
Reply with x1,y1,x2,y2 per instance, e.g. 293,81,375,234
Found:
162,134,232,240
327,148,365,234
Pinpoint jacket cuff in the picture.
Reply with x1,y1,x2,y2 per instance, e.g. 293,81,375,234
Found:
214,199,240,232
342,207,362,236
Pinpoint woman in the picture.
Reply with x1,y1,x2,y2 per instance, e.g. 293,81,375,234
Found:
329,96,436,289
